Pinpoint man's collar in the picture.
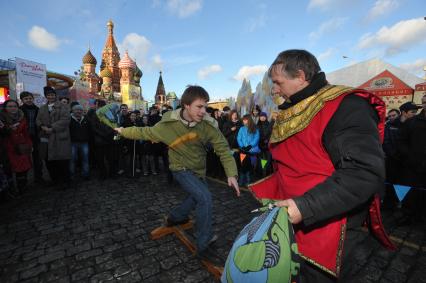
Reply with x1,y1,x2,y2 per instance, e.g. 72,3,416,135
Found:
278,72,327,110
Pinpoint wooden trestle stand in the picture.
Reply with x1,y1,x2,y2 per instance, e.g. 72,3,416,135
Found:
150,221,223,280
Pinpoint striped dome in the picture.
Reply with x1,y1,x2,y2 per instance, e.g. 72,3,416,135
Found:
82,49,97,65
100,68,112,78
118,51,136,70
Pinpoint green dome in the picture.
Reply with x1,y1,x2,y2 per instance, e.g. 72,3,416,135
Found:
100,68,112,78
166,92,177,99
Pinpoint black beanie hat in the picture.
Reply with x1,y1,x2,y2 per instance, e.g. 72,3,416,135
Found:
44,86,56,96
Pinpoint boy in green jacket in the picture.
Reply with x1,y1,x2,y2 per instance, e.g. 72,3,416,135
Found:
114,85,240,259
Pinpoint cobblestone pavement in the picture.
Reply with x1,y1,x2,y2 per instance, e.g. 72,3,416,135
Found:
0,173,425,282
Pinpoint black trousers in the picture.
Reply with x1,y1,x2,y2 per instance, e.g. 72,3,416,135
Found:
94,144,115,178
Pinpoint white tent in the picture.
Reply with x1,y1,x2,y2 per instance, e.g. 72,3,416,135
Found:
326,58,423,88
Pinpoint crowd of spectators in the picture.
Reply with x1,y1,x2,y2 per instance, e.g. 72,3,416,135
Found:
1,85,424,225
382,97,426,223
0,86,173,200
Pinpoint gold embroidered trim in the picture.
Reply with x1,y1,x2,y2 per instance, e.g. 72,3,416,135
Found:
270,85,354,144
299,221,347,278
247,174,276,204
335,223,347,277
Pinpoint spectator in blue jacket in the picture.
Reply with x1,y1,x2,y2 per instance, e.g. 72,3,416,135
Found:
237,114,260,186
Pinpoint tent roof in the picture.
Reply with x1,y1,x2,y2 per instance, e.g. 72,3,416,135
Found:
326,58,423,88
359,70,413,91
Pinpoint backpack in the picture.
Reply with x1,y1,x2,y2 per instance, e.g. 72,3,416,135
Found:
222,206,301,283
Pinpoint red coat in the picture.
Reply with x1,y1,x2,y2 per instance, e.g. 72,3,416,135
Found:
250,87,394,277
3,118,33,173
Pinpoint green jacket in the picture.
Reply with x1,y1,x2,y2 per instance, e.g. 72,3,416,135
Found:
120,109,238,177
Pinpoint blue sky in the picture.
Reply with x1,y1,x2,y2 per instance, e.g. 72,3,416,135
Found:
1,0,425,101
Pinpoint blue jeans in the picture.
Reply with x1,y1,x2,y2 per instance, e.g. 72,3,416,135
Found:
170,170,212,252
70,142,89,178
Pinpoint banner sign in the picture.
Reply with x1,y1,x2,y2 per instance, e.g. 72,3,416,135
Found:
15,57,47,106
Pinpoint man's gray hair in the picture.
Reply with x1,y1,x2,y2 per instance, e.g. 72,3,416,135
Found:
268,49,321,82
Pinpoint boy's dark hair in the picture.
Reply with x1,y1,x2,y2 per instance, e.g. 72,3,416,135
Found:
19,91,34,100
180,85,209,106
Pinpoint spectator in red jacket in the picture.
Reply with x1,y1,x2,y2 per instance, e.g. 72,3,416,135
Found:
0,100,33,194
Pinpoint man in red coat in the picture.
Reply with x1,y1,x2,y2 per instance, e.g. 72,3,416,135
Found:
250,50,394,282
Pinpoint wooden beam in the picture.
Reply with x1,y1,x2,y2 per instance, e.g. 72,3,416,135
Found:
150,222,223,280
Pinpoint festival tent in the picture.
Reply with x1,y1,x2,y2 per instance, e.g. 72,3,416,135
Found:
413,82,426,106
327,58,423,89
358,70,414,109
326,58,424,110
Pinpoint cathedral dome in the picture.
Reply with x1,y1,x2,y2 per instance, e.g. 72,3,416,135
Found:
118,51,136,70
82,49,97,65
167,92,177,100
134,64,143,78
100,68,112,78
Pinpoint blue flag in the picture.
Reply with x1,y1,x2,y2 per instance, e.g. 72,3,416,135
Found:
393,184,411,202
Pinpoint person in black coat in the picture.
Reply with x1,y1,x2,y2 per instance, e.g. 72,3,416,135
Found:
256,112,272,177
222,110,242,172
87,107,115,180
69,104,91,180
397,96,426,223
222,110,241,149
19,91,44,184
122,111,144,177
148,108,162,174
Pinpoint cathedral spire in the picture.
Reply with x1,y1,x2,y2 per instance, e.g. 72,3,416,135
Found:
102,19,120,92
107,19,114,34
155,71,166,105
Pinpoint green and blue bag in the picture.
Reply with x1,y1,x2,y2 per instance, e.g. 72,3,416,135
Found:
222,205,301,283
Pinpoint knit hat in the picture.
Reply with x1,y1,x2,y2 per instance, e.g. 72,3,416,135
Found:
399,102,421,112
72,104,84,111
259,112,268,117
43,86,56,96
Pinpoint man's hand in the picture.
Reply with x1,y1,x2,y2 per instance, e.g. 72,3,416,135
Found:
10,123,20,131
275,199,302,224
114,127,123,134
227,176,240,197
